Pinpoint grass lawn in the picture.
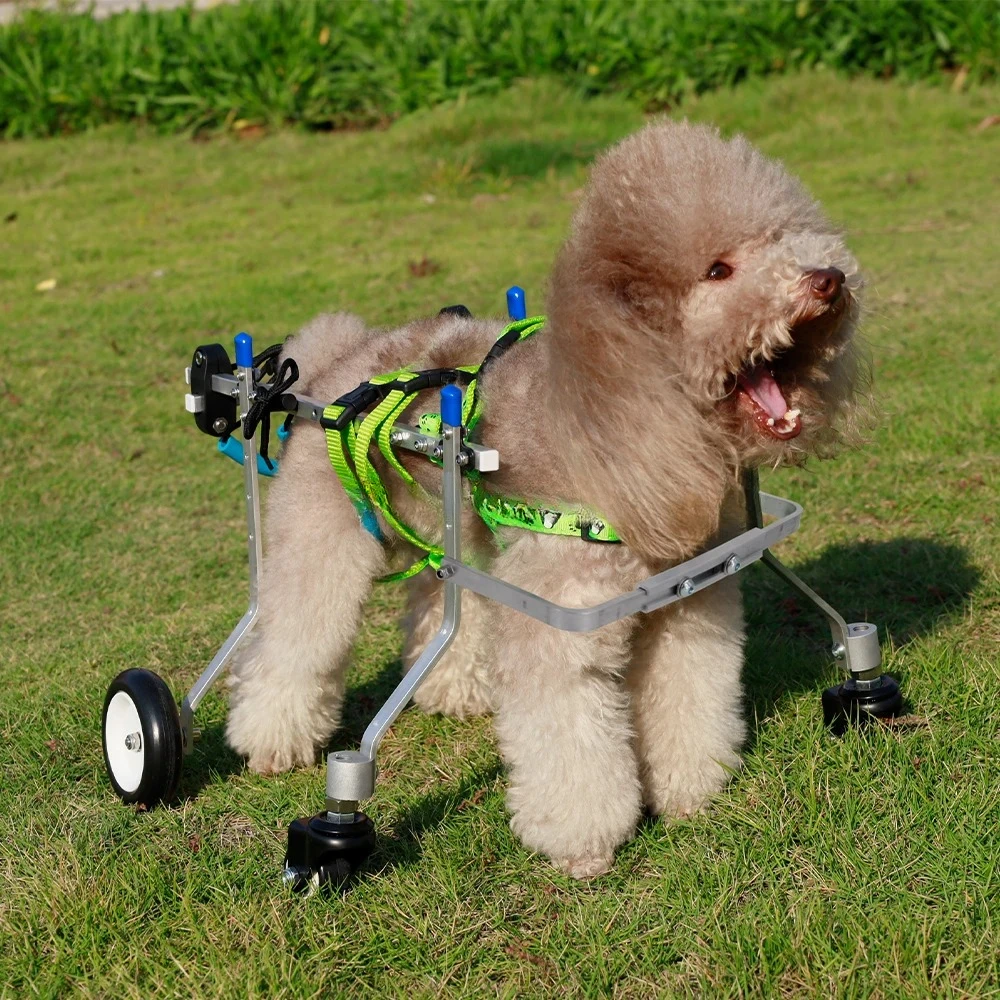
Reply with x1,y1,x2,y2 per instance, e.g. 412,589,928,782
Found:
1,73,998,997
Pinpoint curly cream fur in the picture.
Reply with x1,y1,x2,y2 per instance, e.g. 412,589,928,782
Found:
225,121,868,877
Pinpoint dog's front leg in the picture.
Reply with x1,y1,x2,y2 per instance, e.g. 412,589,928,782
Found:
489,535,645,878
404,572,494,718
226,424,387,774
627,578,746,818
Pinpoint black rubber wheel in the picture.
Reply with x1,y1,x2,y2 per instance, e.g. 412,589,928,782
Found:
822,674,904,736
316,856,355,889
285,812,376,892
102,668,182,806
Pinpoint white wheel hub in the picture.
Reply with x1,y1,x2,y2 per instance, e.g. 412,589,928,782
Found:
105,691,145,793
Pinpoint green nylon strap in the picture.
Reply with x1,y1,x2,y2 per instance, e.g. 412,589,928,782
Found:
464,316,545,435
352,389,443,562
324,396,443,583
325,404,367,510
322,313,619,586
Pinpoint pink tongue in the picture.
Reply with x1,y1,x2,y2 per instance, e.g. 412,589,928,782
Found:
738,368,788,420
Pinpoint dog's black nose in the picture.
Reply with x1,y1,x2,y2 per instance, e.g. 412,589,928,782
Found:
809,267,846,303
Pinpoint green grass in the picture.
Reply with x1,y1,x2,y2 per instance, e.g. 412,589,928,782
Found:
1,0,999,137
1,73,999,997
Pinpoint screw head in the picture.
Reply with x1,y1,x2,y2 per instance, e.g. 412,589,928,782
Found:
725,555,742,575
124,732,142,752
678,579,695,598
194,351,205,366
212,417,228,434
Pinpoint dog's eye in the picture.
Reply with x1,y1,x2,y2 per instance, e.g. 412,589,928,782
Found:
707,261,733,281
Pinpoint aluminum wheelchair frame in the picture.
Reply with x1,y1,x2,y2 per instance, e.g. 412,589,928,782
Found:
101,324,902,890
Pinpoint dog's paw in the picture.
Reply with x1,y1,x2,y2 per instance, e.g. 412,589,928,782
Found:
225,694,319,775
245,744,315,775
553,855,613,880
412,677,493,719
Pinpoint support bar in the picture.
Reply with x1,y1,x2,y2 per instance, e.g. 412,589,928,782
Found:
180,338,264,752
324,387,465,806
441,493,801,633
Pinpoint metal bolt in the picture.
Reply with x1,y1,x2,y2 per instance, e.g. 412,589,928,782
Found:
390,430,407,445
124,732,142,752
831,643,846,660
436,565,456,580
725,555,742,575
212,417,228,434
413,439,428,453
194,351,205,366
282,865,311,887
678,579,695,598
431,445,443,459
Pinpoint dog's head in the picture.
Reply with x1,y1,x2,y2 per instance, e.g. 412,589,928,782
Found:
549,121,867,469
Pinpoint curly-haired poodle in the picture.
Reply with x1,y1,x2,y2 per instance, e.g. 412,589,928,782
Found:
226,121,866,877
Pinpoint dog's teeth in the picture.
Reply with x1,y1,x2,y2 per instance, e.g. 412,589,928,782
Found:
785,408,801,421
766,417,775,426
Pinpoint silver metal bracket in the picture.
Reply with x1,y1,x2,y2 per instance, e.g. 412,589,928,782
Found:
180,360,264,753
440,491,800,633
324,421,465,802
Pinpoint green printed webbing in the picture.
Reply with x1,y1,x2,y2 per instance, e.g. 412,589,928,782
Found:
471,481,621,543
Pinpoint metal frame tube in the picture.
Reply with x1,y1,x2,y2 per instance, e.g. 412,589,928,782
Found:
324,401,464,807
742,470,881,680
180,359,263,753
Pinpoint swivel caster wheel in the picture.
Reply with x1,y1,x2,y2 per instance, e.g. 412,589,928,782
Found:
102,668,183,806
823,673,903,736
284,811,376,892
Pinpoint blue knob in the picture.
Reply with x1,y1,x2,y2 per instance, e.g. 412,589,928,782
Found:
506,286,526,320
440,384,463,428
234,332,254,368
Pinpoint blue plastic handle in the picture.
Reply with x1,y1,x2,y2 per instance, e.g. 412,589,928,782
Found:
506,286,526,321
234,332,254,368
217,435,279,477
440,384,463,428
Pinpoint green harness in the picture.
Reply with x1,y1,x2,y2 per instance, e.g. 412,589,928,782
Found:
322,316,620,581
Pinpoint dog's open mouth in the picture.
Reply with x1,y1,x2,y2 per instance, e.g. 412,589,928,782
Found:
735,365,802,440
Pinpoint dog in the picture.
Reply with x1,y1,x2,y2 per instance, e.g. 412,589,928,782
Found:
225,121,866,878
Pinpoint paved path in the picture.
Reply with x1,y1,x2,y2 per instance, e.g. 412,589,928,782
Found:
0,0,238,25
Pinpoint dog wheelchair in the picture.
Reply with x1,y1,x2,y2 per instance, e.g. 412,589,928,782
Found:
101,286,903,889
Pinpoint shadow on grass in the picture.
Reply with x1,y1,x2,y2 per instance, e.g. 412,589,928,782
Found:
176,725,242,802
741,536,980,731
371,763,506,877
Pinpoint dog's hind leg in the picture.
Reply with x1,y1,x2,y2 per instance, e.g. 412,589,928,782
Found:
226,423,387,774
489,535,646,879
627,578,746,818
404,573,493,718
